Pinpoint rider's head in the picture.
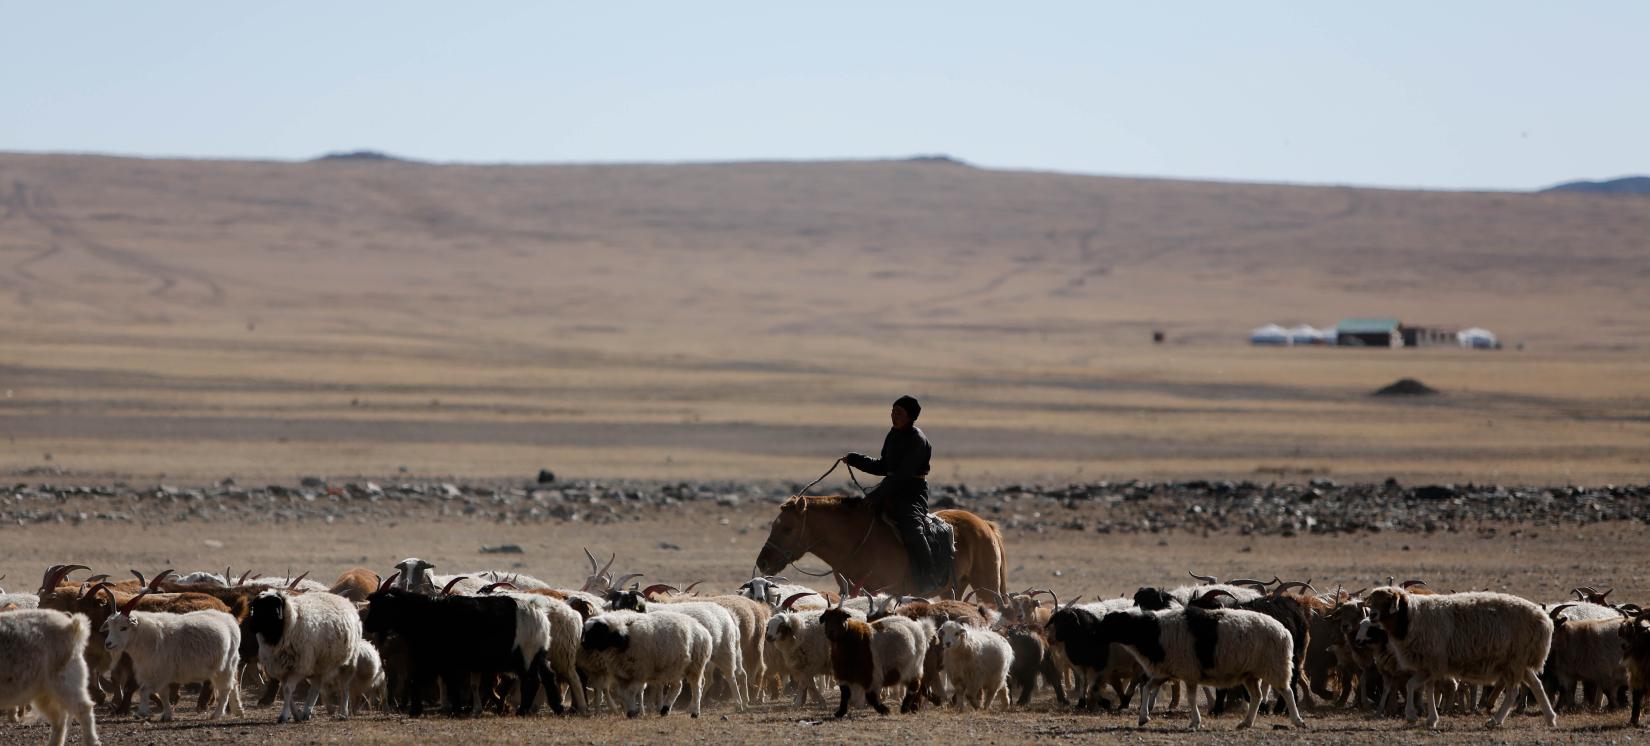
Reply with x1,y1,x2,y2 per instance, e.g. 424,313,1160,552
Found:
891,395,920,429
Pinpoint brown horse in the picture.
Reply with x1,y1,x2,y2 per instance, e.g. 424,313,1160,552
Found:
755,495,1006,599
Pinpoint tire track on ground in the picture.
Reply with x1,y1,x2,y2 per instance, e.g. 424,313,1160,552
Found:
6,179,227,305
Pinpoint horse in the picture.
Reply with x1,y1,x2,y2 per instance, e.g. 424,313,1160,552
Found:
755,494,1006,599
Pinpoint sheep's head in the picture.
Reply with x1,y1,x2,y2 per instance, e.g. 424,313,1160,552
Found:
1133,587,1175,611
393,559,435,592
606,588,646,612
1363,587,1405,628
248,591,290,646
764,615,796,644
580,617,628,652
937,620,967,650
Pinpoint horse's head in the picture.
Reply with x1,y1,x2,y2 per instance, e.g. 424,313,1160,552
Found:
755,496,809,575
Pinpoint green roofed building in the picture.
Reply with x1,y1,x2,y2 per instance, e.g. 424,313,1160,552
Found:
1336,318,1402,347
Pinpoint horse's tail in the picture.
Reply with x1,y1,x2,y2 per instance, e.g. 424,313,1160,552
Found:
991,519,1007,598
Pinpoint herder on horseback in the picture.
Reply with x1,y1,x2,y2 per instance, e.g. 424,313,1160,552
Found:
843,395,938,590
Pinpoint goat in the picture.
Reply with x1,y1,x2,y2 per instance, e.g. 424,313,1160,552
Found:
819,582,927,718
765,592,854,707
1621,609,1650,726
578,609,711,717
328,568,381,603
937,620,1013,710
249,588,362,723
96,585,243,721
361,576,552,717
0,609,100,746
1544,603,1629,711
1362,585,1557,729
999,623,1067,705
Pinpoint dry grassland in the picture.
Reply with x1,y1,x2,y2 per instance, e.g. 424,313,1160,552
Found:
1,153,1648,484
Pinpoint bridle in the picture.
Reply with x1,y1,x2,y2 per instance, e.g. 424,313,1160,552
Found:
760,459,873,578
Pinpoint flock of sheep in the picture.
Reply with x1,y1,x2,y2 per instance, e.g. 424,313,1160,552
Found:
4,554,1650,745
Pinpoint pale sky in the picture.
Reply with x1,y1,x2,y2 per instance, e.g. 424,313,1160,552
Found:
2,2,1644,190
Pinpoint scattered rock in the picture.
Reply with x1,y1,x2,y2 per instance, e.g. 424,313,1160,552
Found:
479,544,524,554
537,469,557,484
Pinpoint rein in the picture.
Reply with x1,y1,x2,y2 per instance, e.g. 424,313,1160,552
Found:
769,459,874,578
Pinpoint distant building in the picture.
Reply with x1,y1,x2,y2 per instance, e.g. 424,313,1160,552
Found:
1335,318,1403,347
1401,325,1459,348
1286,324,1328,345
1249,323,1290,346
1457,327,1500,349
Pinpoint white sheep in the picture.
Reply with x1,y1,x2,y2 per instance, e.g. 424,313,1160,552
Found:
248,589,362,723
641,600,746,711
937,620,1013,710
578,610,711,718
766,603,864,706
0,609,100,746
328,639,385,713
1362,586,1557,729
100,604,244,721
870,614,930,712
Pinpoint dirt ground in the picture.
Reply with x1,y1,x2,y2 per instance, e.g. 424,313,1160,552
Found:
5,499,1650,744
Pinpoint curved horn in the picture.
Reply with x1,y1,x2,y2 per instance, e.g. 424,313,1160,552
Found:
146,569,175,590
375,571,401,594
641,583,680,597
478,582,517,594
1044,589,1061,610
287,571,310,589
1196,588,1237,606
1572,588,1587,601
1187,570,1218,584
440,577,469,596
118,587,153,615
1577,585,1599,595
962,589,979,603
224,567,232,585
599,553,617,578
236,569,255,586
1235,580,1268,592
1273,581,1317,597
612,573,644,591
84,574,111,587
42,564,90,593
1400,579,1429,590
79,581,114,601
584,547,599,574
764,575,789,583
1599,588,1614,601
1062,595,1083,610
94,584,120,612
1549,603,1575,620
38,564,64,593
779,592,816,611
1228,578,1271,587
683,580,704,595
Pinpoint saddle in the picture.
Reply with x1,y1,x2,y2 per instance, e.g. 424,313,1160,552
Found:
881,511,957,591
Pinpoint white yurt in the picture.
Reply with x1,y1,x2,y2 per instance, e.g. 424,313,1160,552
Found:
1457,327,1499,349
1286,324,1326,345
1249,323,1290,345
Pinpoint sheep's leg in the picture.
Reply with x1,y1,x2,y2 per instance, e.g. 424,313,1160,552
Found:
1631,686,1644,726
657,680,681,716
1421,678,1442,730
1278,675,1306,727
160,683,178,723
1187,681,1205,731
794,675,810,707
834,684,853,718
902,677,922,713
39,701,66,746
1139,675,1168,726
228,665,245,717
1523,668,1558,727
621,682,644,718
336,670,353,719
1236,677,1262,730
276,676,296,723
866,684,890,716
